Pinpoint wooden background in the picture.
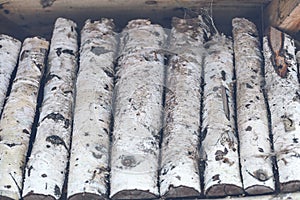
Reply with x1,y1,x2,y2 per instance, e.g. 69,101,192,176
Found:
0,0,299,46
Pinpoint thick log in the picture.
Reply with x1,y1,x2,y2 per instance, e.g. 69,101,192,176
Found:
0,35,21,114
263,26,300,192
201,34,243,197
67,19,117,200
110,19,166,199
23,18,78,200
0,37,49,200
232,18,275,194
159,17,205,198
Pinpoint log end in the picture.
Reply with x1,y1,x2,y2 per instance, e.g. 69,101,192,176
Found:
280,181,300,193
205,184,244,197
245,185,274,195
111,189,158,200
68,192,107,200
0,196,16,200
23,194,56,200
162,185,200,198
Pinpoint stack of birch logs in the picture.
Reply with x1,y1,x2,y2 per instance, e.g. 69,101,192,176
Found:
0,15,299,200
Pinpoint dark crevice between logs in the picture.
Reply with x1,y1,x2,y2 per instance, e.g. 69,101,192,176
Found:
61,31,80,200
157,38,169,197
261,40,280,195
198,49,206,198
107,32,120,198
23,47,49,198
0,49,19,119
232,40,245,194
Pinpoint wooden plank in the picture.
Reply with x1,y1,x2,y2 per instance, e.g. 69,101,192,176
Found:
0,36,48,200
265,0,300,33
67,18,117,200
232,18,275,195
263,27,300,193
0,0,271,39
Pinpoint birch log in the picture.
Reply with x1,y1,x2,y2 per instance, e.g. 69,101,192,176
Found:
0,37,49,200
263,26,300,192
159,17,205,198
23,18,78,200
110,19,167,199
201,34,243,197
67,19,117,200
232,18,275,194
0,34,21,115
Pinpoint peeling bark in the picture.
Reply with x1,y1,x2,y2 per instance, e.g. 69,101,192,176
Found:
23,18,78,200
0,34,21,115
159,17,205,198
263,27,300,193
67,19,117,200
232,18,275,194
0,37,49,200
110,19,166,199
201,34,243,197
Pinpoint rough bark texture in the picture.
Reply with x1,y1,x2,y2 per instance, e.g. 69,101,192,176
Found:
23,18,78,200
263,27,300,193
201,34,243,197
159,17,205,198
232,18,275,194
67,19,117,200
0,34,21,115
110,19,167,199
0,37,49,200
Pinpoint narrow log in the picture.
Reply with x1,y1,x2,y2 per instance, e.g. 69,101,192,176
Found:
263,26,300,193
232,18,275,194
0,34,21,114
110,19,167,199
0,37,49,200
67,19,117,200
22,18,78,200
201,34,243,197
159,17,205,198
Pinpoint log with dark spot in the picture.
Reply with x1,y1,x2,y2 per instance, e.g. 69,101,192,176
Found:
110,19,166,199
159,16,205,198
263,27,300,193
67,18,117,200
0,37,49,200
201,34,243,197
232,18,275,194
23,18,78,200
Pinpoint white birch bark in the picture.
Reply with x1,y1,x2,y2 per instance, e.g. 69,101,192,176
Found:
110,19,167,199
159,17,205,198
201,34,243,197
0,37,49,200
67,19,117,200
263,27,300,192
0,34,21,115
23,18,78,200
232,18,275,194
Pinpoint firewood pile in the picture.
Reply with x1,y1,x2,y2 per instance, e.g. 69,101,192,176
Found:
0,15,299,200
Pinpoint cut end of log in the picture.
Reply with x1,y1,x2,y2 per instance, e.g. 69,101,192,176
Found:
68,192,107,200
162,185,200,198
245,185,274,195
23,194,56,200
0,196,16,200
111,189,158,200
280,181,300,193
205,184,244,197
